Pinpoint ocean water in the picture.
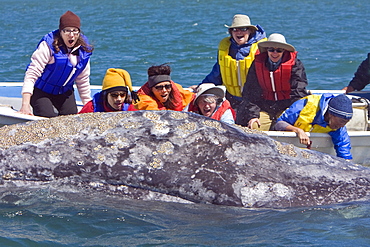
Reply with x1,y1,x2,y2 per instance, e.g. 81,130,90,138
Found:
1,0,370,246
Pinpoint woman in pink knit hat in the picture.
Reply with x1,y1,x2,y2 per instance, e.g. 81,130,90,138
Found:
19,10,94,117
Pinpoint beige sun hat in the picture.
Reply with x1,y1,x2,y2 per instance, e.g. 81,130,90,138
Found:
224,14,257,31
195,83,225,104
258,33,295,53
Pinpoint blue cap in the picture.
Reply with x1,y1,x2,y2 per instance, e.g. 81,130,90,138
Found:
328,94,353,120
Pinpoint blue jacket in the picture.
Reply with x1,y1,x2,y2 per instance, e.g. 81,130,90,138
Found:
34,30,92,95
202,24,267,87
277,93,352,159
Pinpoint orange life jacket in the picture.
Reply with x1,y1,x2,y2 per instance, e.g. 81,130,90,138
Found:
134,81,194,111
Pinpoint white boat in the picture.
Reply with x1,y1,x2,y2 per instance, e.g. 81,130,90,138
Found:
0,82,101,126
0,82,369,165
267,131,370,165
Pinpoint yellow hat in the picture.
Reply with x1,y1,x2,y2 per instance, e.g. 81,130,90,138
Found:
102,68,133,92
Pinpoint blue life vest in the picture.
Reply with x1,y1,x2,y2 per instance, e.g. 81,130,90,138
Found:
34,30,92,95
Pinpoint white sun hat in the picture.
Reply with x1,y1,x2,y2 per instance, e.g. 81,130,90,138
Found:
195,83,226,103
258,33,295,53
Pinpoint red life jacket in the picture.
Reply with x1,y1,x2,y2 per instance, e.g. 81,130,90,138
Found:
212,100,236,121
255,51,297,101
188,99,235,121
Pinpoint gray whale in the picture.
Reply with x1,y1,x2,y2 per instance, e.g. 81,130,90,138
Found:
0,110,369,208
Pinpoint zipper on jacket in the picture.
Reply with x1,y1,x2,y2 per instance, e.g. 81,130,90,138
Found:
237,61,243,93
269,71,278,101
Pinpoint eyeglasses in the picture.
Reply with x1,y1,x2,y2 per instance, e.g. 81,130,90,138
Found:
231,27,249,32
109,93,126,98
154,84,172,90
62,29,80,35
267,48,284,53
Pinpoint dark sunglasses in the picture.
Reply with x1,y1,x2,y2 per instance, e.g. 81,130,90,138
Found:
109,93,126,98
231,27,249,32
267,48,284,53
154,84,172,90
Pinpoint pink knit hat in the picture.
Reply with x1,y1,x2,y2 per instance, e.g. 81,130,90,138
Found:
59,11,81,30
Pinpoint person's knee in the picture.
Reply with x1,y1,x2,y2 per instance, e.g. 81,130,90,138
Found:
33,106,58,118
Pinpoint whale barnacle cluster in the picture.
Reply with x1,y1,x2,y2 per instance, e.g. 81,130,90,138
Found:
202,120,226,132
274,141,298,157
170,111,188,120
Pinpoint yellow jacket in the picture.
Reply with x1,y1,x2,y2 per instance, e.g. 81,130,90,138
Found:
218,37,267,97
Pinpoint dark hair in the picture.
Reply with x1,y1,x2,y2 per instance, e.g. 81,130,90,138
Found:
147,64,177,110
53,31,94,53
147,63,171,77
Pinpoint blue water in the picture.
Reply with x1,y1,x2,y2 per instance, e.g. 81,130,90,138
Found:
1,0,370,246
1,189,369,247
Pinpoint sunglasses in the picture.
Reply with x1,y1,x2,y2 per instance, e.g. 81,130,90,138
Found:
231,27,249,32
109,93,126,98
154,84,172,90
267,48,284,53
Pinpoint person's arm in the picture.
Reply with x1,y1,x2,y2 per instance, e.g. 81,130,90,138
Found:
289,59,309,101
19,41,52,115
345,53,370,92
220,109,235,124
342,85,355,93
247,118,261,129
189,62,222,92
18,93,33,115
202,62,223,86
274,98,311,145
75,61,92,105
275,121,311,146
236,63,262,127
328,127,352,160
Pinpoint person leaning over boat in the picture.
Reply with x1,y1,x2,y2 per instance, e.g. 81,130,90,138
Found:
132,64,194,111
274,94,353,160
195,14,267,110
236,33,309,131
342,53,370,93
79,68,138,113
19,10,93,117
186,83,235,124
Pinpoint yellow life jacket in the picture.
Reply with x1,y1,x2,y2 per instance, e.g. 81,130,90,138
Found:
294,95,335,133
218,37,267,97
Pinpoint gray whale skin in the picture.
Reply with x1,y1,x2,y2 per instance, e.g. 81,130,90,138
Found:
0,110,369,208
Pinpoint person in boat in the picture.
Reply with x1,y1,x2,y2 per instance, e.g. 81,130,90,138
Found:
79,68,138,113
186,83,235,124
19,10,93,117
132,64,194,111
274,94,353,160
342,53,370,93
236,33,309,131
196,14,267,110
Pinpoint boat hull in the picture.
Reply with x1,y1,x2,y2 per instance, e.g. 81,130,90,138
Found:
266,131,370,165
